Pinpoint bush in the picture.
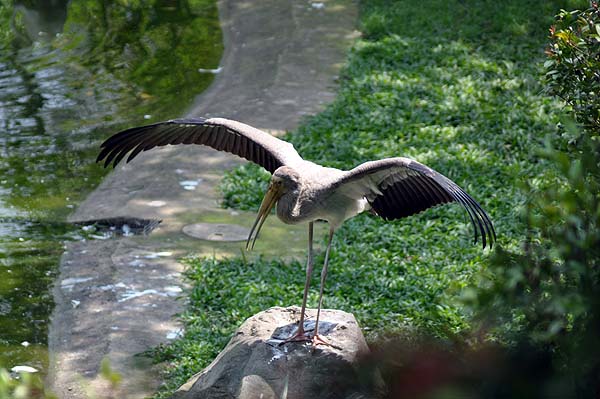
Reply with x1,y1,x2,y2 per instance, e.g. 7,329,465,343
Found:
472,137,600,334
545,3,600,136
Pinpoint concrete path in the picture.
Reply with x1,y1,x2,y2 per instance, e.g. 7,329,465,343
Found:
48,1,357,398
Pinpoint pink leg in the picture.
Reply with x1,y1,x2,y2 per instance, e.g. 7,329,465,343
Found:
312,227,335,347
283,222,314,343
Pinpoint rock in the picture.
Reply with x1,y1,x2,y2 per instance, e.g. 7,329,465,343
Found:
171,306,379,399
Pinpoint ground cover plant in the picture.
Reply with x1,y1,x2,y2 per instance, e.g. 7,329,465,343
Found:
151,0,591,396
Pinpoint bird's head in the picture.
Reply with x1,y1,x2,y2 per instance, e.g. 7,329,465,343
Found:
246,166,300,250
272,166,301,191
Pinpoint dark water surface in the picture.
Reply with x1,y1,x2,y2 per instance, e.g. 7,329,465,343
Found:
0,0,221,374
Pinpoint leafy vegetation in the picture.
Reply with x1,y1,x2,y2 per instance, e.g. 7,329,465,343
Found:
154,0,594,396
545,3,600,135
468,139,600,396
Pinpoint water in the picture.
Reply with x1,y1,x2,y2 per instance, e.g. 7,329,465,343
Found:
0,0,222,374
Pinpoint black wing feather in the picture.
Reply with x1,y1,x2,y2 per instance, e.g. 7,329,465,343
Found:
338,157,496,248
97,117,303,173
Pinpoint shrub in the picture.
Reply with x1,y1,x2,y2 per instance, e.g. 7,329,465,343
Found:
545,3,600,136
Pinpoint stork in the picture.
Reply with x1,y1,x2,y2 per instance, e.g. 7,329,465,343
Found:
97,117,496,346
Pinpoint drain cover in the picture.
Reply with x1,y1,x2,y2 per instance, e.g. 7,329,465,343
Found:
182,223,250,242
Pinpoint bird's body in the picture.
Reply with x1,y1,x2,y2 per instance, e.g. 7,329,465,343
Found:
98,117,496,346
273,163,366,227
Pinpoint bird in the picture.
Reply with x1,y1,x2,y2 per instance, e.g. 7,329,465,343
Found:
97,117,496,346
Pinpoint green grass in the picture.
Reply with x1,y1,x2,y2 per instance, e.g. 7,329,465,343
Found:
152,0,589,395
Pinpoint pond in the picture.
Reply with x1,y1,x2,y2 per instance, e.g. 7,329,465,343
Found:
0,0,222,375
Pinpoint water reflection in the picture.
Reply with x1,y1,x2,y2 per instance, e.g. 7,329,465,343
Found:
0,0,221,374
13,0,69,41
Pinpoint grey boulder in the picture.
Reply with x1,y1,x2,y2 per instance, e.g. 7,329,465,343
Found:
171,306,380,399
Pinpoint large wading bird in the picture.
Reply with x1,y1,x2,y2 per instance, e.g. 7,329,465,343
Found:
97,117,496,346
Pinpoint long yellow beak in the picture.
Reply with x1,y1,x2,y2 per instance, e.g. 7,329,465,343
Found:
246,183,284,250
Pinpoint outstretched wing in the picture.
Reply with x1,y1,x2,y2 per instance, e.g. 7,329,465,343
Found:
336,157,496,248
97,117,304,173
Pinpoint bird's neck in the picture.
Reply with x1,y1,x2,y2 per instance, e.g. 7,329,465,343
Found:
276,189,304,224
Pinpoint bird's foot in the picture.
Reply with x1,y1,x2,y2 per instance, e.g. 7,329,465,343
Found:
279,331,341,350
278,321,341,350
311,334,341,350
279,329,312,345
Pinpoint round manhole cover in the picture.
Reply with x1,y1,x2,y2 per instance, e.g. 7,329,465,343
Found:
182,223,250,242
